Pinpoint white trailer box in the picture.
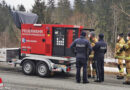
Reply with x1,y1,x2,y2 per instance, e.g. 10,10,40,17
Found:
0,48,20,62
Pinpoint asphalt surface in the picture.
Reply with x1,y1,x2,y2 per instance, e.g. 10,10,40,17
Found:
0,62,130,90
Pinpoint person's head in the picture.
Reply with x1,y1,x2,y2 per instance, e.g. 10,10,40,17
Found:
117,33,123,41
88,32,95,41
98,33,104,40
89,32,95,38
80,31,86,37
127,32,130,40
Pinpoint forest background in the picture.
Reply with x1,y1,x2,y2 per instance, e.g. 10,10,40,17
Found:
0,0,129,57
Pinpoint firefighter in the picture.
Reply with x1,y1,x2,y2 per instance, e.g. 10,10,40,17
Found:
123,32,130,85
115,33,125,79
88,32,98,78
70,31,91,84
93,33,107,82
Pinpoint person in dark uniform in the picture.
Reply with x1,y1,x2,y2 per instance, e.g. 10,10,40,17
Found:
93,33,107,82
70,31,92,84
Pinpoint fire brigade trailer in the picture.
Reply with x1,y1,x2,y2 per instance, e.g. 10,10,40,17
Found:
0,24,93,77
0,11,94,77
19,24,85,77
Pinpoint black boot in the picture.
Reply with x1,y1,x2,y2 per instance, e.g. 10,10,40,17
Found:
94,80,102,82
83,80,89,84
123,81,130,85
76,80,80,83
88,75,91,78
117,76,124,79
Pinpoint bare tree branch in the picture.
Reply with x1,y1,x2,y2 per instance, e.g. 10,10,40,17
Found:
115,3,130,17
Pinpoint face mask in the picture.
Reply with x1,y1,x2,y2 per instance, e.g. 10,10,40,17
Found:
88,34,91,38
117,36,120,40
127,36,129,40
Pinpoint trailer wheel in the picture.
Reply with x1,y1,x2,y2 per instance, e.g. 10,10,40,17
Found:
22,60,35,75
36,62,50,77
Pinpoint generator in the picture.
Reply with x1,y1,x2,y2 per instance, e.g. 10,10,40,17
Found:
21,24,83,57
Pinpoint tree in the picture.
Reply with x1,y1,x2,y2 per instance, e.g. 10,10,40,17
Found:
18,4,26,11
84,0,95,28
32,0,46,23
44,0,55,24
47,0,55,10
0,1,20,48
74,0,84,13
52,0,72,24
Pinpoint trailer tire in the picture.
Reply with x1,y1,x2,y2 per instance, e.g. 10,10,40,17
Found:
22,60,35,75
36,62,50,77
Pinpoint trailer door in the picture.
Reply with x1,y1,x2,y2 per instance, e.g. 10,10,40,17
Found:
30,25,46,55
52,27,65,56
65,28,79,57
52,27,79,57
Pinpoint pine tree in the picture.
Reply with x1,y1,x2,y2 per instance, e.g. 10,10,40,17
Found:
54,0,71,23
18,4,26,11
32,0,46,23
45,0,55,24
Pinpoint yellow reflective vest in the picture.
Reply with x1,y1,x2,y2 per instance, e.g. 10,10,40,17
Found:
115,38,125,59
89,38,98,58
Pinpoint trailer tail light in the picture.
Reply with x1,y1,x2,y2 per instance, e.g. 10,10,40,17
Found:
67,67,71,72
12,59,17,62
65,56,71,59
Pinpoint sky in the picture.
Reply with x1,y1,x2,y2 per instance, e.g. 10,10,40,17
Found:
3,0,74,11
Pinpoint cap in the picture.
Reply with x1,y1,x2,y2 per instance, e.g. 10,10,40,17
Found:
90,32,95,37
119,33,124,37
99,33,104,39
80,31,86,37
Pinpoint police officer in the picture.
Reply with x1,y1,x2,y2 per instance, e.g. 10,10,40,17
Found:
115,33,125,79
88,32,98,78
122,32,130,85
93,33,107,82
70,31,91,83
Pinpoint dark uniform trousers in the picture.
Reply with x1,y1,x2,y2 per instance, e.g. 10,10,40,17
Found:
93,39,107,82
76,58,87,82
95,55,104,81
70,36,91,82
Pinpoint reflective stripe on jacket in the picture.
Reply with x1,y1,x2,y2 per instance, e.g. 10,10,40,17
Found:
115,38,125,59
89,38,98,58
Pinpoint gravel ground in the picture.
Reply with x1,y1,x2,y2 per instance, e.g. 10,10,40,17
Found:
0,62,130,90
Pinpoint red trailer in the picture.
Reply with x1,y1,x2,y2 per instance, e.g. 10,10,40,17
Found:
8,11,94,77
18,24,85,77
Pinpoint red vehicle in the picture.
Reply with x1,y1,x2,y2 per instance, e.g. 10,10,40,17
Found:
5,11,94,77
19,24,84,77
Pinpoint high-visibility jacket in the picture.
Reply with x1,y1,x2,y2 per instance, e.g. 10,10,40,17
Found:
115,38,125,59
124,40,130,60
89,38,98,58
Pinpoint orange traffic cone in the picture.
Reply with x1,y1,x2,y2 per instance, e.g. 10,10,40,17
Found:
0,77,4,88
